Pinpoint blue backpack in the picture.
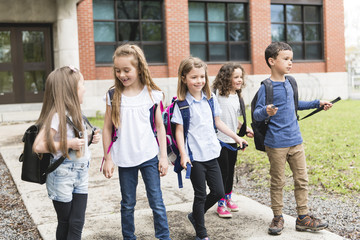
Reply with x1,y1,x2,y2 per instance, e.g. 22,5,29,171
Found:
162,96,216,188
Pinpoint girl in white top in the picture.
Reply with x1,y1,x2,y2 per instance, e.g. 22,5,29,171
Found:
172,57,248,240
33,66,101,239
102,44,170,240
212,63,254,219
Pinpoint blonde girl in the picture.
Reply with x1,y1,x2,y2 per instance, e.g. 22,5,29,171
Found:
102,44,170,240
33,66,101,240
212,63,254,218
171,57,247,240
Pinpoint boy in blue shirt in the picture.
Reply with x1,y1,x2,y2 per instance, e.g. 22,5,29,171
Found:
254,42,333,235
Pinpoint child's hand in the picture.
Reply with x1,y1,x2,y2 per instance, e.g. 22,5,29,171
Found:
180,155,192,169
320,100,333,111
235,136,248,150
103,157,115,179
266,104,278,116
158,156,168,177
91,128,101,144
68,138,85,150
246,127,254,138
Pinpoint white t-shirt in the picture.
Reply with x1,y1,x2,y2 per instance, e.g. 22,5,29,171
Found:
50,113,90,162
105,86,162,167
216,92,242,143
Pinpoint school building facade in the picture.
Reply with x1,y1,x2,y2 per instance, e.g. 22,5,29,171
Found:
0,0,347,120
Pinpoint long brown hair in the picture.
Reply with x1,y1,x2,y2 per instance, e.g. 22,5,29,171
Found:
212,62,246,99
110,44,162,128
177,56,211,101
36,66,83,158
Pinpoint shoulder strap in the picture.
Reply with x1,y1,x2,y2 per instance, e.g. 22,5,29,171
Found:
108,88,115,102
261,78,273,124
177,100,190,140
207,96,217,132
238,96,247,137
286,75,299,120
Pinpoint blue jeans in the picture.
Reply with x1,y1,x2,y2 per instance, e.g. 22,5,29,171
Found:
118,156,170,240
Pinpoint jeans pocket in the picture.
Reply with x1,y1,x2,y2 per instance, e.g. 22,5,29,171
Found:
54,165,70,177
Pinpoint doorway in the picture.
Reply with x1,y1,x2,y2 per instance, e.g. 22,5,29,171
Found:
0,24,52,104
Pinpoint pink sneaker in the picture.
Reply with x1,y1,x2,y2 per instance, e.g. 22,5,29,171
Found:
217,202,232,218
226,199,239,212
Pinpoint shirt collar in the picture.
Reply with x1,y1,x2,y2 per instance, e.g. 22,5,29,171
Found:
185,91,207,104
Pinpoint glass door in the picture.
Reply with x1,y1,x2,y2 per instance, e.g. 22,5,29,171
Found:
0,25,52,104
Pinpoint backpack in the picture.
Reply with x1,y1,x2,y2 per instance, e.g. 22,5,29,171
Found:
162,96,217,188
250,76,298,151
19,115,94,184
100,88,159,171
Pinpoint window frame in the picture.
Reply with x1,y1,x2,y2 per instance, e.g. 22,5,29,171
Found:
188,0,250,63
271,1,324,61
93,0,166,66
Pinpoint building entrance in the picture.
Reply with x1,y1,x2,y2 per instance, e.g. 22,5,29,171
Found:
0,25,52,104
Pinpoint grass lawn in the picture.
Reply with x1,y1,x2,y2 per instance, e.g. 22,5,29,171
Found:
88,100,360,197
238,99,360,197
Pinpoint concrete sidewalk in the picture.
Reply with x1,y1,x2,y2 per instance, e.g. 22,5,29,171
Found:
0,122,344,240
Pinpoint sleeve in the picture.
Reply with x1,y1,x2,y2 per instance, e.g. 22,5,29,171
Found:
170,103,183,125
212,94,222,117
298,100,320,110
152,90,163,104
50,113,60,132
103,92,111,106
253,85,269,122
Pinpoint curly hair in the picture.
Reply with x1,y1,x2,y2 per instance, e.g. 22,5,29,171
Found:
212,63,246,98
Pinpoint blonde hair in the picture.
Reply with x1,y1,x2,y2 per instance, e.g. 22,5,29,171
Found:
212,62,246,98
36,66,84,158
110,44,162,128
177,56,211,101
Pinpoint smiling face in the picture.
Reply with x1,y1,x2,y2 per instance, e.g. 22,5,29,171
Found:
113,55,140,89
270,50,293,75
182,67,206,99
230,68,243,94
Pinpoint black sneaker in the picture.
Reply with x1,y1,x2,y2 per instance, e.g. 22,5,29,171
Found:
268,215,284,235
296,215,328,232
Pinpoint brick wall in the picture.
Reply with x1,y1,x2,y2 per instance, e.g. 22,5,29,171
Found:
77,0,96,80
76,0,346,81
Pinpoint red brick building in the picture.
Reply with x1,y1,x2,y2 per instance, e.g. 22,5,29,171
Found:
0,0,348,119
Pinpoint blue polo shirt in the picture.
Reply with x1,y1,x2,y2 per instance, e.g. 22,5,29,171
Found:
253,77,320,148
171,92,222,162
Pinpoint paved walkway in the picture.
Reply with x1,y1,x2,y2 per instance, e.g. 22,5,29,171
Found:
0,122,344,240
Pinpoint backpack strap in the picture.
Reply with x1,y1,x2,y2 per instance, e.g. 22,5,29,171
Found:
286,75,299,120
261,78,273,124
237,96,247,137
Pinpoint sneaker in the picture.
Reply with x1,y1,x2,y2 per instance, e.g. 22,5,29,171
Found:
268,215,284,235
296,215,328,232
195,237,210,240
226,199,239,212
188,212,196,230
217,202,232,218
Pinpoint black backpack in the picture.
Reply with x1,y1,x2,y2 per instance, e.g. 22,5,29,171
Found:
250,76,298,151
19,115,95,184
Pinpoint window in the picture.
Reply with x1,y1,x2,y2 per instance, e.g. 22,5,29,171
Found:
271,3,323,60
93,0,165,64
188,1,250,62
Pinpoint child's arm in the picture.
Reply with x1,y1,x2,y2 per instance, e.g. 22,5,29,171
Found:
215,117,248,148
253,85,278,120
175,124,192,169
155,105,168,177
90,129,101,144
33,126,85,153
298,100,332,111
102,105,115,179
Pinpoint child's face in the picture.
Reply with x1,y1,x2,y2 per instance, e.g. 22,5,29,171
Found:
183,67,206,97
231,68,243,92
77,73,85,104
270,50,293,75
114,55,139,88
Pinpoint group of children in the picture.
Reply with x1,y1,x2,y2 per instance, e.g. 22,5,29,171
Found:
33,42,333,240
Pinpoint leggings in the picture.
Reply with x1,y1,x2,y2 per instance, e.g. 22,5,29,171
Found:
52,193,88,240
217,144,238,194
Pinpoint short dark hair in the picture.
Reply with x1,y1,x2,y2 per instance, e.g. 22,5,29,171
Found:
265,42,292,68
